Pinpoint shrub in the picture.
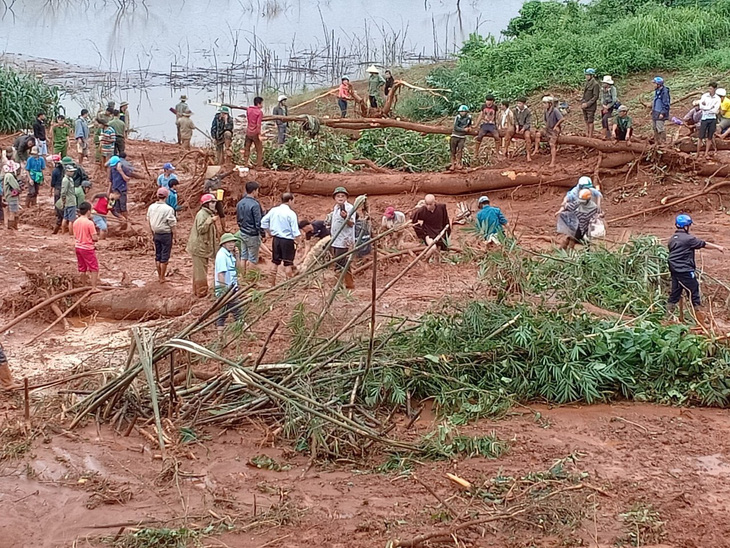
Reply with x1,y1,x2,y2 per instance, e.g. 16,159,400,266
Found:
0,67,60,132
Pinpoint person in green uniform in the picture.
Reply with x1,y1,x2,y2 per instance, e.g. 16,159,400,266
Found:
52,115,73,157
366,65,385,108
108,110,126,156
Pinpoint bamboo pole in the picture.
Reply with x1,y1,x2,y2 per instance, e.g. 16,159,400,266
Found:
27,289,97,345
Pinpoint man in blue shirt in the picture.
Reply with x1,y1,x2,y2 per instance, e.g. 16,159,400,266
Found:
157,162,178,188
235,180,264,274
651,76,671,145
261,192,300,286
214,233,242,331
166,179,179,214
24,146,46,207
75,109,90,165
107,155,133,229
475,196,508,244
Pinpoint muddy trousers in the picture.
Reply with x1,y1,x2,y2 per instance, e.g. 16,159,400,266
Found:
668,270,701,307
192,256,210,298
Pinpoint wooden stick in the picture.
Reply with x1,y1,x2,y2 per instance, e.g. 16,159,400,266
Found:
364,242,378,375
412,475,458,518
609,180,730,223
290,89,338,111
140,153,152,177
253,321,280,373
0,286,112,334
49,303,70,330
23,378,30,421
27,289,97,345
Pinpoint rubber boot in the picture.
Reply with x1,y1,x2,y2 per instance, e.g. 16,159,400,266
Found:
0,363,21,391
344,271,355,290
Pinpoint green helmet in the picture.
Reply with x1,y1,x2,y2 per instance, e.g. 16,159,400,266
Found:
219,106,231,114
458,105,469,112
219,233,239,246
333,186,349,196
61,156,74,165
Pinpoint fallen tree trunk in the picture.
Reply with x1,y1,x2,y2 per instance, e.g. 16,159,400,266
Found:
83,288,195,320
257,168,577,196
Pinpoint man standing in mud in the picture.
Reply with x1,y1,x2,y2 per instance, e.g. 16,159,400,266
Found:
273,95,288,145
75,109,90,165
109,110,126,156
211,106,234,165
187,193,220,297
175,95,191,144
243,97,264,169
581,69,600,139
33,112,48,155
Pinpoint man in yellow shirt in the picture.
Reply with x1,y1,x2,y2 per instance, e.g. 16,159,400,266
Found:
719,88,730,139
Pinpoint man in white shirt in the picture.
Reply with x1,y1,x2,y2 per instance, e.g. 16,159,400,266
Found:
214,233,242,330
261,192,300,286
146,187,178,283
698,81,721,158
330,186,356,289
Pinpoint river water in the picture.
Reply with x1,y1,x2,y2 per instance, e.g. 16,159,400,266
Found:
2,0,524,141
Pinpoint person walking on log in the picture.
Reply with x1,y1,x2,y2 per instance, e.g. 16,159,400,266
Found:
243,97,264,170
581,69,600,139
147,187,178,284
667,214,724,326
261,192,300,287
514,98,533,162
449,105,472,171
698,81,720,159
187,193,220,297
330,186,357,290
273,95,288,145
211,106,234,165
534,96,564,169
651,76,671,145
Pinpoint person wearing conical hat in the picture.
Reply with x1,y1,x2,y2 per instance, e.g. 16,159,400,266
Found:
600,75,618,139
175,95,191,144
366,65,386,109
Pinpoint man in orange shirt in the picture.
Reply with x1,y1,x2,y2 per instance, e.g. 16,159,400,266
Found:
243,97,264,170
73,202,100,288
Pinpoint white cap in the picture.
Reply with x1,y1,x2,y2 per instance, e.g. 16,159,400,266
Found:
278,94,287,102
718,88,727,97
542,95,555,103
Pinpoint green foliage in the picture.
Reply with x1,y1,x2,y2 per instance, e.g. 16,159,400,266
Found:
418,425,509,460
356,129,463,172
258,126,356,173
482,237,668,317
109,527,202,548
416,0,730,119
0,67,60,132
620,503,666,546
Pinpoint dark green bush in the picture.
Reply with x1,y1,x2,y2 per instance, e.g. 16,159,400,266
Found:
0,67,60,132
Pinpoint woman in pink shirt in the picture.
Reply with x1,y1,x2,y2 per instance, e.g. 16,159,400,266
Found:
338,77,353,118
243,96,264,169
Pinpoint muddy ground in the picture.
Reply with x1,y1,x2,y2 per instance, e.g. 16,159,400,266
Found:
1,117,730,548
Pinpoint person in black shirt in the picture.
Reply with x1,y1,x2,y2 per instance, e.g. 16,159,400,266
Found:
667,214,724,321
33,112,48,155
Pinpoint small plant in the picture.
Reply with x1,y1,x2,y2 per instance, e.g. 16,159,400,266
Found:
248,454,291,471
620,503,666,546
418,424,509,460
108,527,203,548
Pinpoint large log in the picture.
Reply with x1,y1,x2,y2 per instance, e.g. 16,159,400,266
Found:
84,287,194,320
254,169,577,197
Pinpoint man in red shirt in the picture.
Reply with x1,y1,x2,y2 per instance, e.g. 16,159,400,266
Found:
73,201,100,288
243,96,264,170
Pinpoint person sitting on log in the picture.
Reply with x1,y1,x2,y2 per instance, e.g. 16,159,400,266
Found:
474,95,500,159
533,96,564,169
498,100,515,158
682,100,702,137
475,195,508,246
612,105,633,143
717,88,730,138
514,98,533,162
449,105,472,171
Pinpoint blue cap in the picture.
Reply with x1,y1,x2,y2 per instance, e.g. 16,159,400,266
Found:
675,214,692,228
106,156,120,167
163,162,175,171
458,105,469,112
585,68,596,75
654,76,664,84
